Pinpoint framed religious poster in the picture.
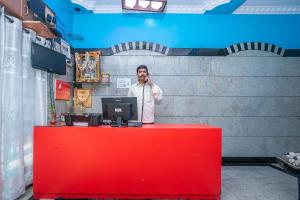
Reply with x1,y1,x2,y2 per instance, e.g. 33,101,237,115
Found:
74,88,92,110
75,51,101,83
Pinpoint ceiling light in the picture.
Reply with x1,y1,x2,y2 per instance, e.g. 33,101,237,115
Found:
122,0,167,12
124,0,137,8
150,1,162,10
139,0,150,8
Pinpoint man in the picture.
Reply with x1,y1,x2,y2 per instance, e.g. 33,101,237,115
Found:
128,65,163,123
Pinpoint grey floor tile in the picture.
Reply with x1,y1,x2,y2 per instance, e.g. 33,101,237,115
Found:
222,166,298,200
18,166,298,200
221,185,240,200
261,182,297,200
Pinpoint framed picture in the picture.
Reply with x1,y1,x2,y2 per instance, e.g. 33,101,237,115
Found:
54,80,70,100
60,39,71,59
74,88,92,108
75,51,101,83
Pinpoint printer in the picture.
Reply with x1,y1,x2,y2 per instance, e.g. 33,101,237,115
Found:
64,113,102,126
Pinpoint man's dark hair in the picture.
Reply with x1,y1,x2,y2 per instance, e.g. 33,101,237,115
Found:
136,65,149,75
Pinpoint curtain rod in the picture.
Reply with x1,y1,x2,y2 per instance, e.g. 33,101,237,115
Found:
1,8,31,35
4,14,30,34
4,14,14,23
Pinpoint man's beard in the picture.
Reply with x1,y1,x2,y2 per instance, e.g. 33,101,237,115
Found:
139,75,146,80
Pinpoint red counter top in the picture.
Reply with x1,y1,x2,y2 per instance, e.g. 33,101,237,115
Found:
36,123,219,129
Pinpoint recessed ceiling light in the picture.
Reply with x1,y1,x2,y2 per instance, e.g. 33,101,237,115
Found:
124,0,137,8
150,1,163,10
122,0,167,12
139,0,150,8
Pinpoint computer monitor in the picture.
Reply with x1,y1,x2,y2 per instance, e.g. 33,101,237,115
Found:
101,97,138,127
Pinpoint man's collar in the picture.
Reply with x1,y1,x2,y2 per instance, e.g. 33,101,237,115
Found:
137,82,144,86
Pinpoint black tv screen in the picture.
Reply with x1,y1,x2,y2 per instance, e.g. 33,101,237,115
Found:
31,42,66,75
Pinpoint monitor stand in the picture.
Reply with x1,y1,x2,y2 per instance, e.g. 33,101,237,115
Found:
111,117,126,127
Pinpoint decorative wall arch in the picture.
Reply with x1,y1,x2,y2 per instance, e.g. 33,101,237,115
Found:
110,41,169,55
224,42,286,56
76,41,300,57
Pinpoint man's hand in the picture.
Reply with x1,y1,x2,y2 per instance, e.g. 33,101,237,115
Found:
147,79,153,86
145,76,153,86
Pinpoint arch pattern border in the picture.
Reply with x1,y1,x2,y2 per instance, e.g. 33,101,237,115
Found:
224,42,286,56
111,41,169,55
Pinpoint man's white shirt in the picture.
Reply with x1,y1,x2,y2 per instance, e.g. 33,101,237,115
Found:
128,82,163,123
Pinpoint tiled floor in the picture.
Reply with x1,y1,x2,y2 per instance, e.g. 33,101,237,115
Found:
222,166,298,200
18,166,298,200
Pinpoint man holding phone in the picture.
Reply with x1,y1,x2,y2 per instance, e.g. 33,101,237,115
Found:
128,65,163,123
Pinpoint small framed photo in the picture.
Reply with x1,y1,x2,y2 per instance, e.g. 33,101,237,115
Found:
74,88,92,108
60,39,71,59
54,80,70,100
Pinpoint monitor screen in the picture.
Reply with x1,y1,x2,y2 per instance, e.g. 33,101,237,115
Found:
101,97,138,125
31,42,66,75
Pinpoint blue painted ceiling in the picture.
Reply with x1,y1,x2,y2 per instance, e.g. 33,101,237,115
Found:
68,0,300,14
43,0,300,49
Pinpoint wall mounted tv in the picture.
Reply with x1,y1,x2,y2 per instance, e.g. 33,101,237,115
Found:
31,42,66,75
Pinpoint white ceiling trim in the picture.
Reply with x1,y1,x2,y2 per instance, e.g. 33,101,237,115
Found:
234,5,300,14
234,0,300,14
70,0,231,14
166,0,231,13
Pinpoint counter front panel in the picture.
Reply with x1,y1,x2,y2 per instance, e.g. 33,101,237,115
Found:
34,124,221,199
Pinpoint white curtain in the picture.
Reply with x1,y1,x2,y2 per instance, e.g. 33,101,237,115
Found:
0,6,5,198
22,29,48,186
0,7,47,199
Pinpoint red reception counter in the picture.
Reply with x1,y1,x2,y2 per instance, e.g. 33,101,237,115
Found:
34,124,222,199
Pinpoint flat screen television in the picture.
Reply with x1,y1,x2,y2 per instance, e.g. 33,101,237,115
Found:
31,42,66,75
